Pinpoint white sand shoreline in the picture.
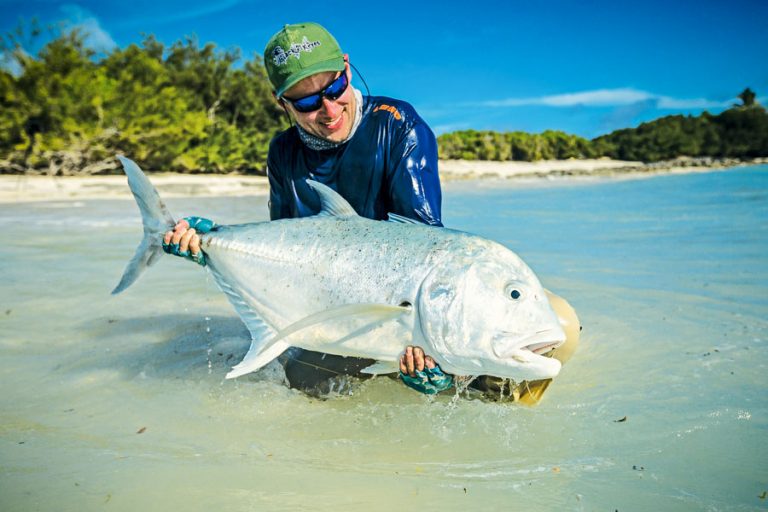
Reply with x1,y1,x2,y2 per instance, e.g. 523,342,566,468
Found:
1,157,764,203
0,173,271,203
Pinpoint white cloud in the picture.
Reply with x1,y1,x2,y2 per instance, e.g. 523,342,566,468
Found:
0,50,23,75
654,96,726,109
77,17,117,51
59,4,117,52
478,88,729,110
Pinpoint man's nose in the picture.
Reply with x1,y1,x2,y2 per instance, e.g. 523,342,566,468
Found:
319,97,341,117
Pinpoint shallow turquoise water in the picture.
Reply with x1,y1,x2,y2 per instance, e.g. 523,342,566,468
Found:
1,166,766,511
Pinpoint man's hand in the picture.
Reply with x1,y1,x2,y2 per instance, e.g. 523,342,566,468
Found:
399,346,453,395
162,217,214,266
399,346,435,376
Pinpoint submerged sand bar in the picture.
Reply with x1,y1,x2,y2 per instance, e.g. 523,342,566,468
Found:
1,157,762,203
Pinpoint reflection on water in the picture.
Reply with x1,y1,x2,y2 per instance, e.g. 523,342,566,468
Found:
1,167,767,511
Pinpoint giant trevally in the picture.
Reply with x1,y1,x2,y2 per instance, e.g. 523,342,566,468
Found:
113,156,566,382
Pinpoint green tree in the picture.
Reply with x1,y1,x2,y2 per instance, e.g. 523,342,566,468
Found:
592,91,767,162
0,26,284,174
437,129,596,162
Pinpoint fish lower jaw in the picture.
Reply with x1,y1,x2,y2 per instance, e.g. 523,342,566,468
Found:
525,340,564,355
440,351,562,381
484,352,563,381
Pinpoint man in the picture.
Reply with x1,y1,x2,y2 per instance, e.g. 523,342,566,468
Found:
166,22,452,395
164,22,579,402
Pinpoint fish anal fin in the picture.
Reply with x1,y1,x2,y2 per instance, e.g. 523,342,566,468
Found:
207,263,276,344
226,340,290,379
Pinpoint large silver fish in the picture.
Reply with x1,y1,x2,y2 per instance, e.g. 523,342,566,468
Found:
113,156,566,382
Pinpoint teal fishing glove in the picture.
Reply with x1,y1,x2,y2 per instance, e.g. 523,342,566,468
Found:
183,216,216,234
399,366,454,395
162,216,216,266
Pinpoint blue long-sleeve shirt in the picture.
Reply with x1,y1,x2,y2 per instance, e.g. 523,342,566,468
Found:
267,95,443,226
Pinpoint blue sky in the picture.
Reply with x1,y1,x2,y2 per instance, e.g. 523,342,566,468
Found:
2,0,766,138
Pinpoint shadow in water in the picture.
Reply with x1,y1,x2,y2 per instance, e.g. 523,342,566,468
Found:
72,314,503,401
69,313,287,383
77,313,394,398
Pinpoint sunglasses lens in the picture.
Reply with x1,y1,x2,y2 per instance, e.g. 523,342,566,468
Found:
325,73,348,100
288,73,349,113
291,94,323,113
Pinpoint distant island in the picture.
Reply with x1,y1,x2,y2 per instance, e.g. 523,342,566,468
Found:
1,28,767,176
437,89,767,165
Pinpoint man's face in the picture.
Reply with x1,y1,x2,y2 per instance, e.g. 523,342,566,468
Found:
281,63,356,143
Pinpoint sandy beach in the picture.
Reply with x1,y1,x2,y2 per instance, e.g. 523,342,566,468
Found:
0,157,762,203
0,172,271,203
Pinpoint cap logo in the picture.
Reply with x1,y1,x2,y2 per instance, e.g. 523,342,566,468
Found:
272,36,322,66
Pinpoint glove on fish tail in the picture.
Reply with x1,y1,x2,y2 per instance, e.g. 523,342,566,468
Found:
161,216,216,266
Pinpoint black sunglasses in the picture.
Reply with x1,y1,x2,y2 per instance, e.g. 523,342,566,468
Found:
283,73,349,113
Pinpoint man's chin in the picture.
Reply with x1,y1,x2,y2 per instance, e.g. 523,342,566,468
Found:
318,126,351,143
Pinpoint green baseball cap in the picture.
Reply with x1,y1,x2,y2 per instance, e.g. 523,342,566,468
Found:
264,22,345,98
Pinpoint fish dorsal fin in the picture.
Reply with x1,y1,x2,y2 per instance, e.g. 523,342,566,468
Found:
226,303,410,379
387,212,421,224
306,180,358,217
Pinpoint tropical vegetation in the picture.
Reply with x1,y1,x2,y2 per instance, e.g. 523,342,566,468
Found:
1,26,285,174
438,91,768,163
1,27,766,175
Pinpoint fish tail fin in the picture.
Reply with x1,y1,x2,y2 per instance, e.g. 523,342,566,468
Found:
111,156,176,295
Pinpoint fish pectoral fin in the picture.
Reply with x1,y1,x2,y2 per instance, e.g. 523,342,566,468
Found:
270,303,411,347
226,303,410,380
360,361,400,375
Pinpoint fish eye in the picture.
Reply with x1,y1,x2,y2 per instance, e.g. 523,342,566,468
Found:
505,284,522,300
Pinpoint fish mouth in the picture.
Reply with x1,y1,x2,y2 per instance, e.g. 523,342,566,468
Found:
524,340,562,355
493,329,565,359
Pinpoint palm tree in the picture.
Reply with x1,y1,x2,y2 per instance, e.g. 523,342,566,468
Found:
736,88,757,108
